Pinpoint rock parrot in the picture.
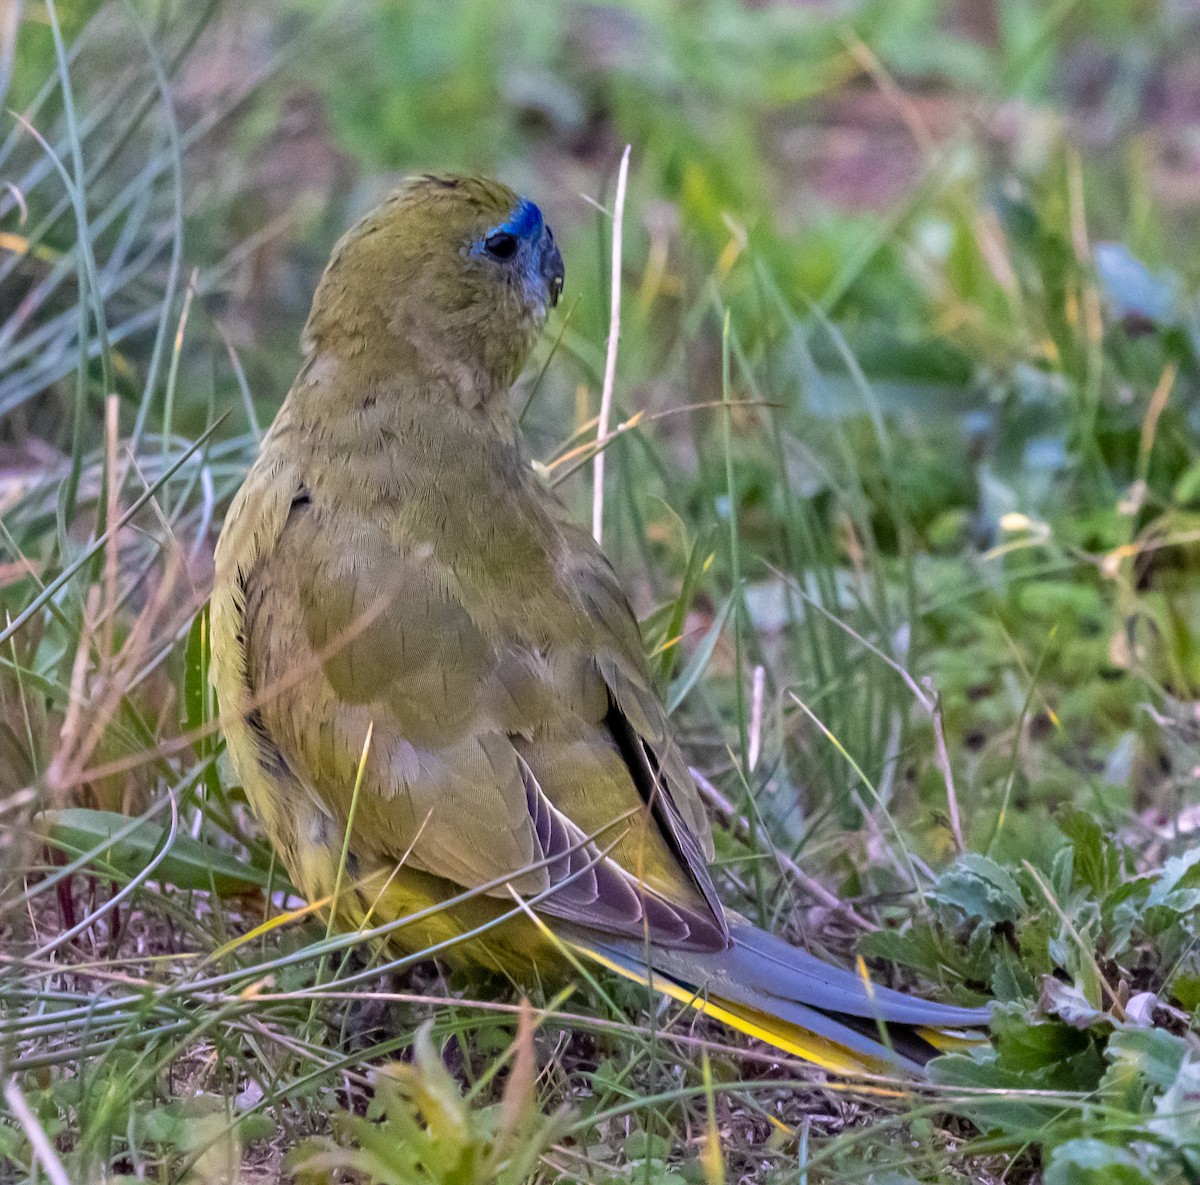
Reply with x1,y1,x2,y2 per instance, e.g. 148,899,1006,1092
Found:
211,174,988,1075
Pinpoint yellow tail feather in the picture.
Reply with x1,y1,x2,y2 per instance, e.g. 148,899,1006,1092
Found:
576,942,904,1077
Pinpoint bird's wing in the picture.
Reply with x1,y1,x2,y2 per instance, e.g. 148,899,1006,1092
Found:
550,517,726,927
228,488,727,950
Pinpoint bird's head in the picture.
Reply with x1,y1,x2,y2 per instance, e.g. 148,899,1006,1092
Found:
300,174,565,406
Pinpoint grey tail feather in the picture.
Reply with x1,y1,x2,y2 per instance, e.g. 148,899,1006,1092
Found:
720,917,991,1029
570,914,990,1073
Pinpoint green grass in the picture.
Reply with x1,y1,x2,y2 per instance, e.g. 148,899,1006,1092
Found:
2,1,1199,1182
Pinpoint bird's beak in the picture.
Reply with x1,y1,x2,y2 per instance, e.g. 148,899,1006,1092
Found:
539,232,565,308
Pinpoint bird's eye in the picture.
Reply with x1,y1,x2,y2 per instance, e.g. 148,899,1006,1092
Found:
484,231,519,260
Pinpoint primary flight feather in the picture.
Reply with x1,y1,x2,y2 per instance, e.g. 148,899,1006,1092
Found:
211,174,988,1075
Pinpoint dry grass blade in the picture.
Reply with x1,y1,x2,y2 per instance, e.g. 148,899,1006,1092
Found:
591,143,631,545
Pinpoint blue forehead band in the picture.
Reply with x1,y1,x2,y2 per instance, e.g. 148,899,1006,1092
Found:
494,198,543,241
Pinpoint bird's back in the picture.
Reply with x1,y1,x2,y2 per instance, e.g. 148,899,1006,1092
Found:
211,388,725,968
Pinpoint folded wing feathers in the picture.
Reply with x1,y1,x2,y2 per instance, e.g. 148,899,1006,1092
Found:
516,751,709,945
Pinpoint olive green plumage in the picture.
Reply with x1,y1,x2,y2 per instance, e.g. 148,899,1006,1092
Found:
211,174,988,1075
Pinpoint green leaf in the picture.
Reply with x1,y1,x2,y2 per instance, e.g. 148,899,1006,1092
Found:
1044,1137,1155,1185
929,1049,1068,1137
932,853,1024,925
1173,459,1200,507
653,529,713,686
667,593,734,712
1171,973,1200,1013
1146,848,1200,916
1101,876,1156,957
183,605,224,804
182,605,211,742
1105,1028,1190,1092
990,1006,1104,1088
1147,1053,1200,1157
43,807,274,894
624,1131,672,1161
1058,806,1122,895
859,917,994,988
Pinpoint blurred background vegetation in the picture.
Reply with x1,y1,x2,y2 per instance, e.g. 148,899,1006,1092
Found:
1,1,1199,1182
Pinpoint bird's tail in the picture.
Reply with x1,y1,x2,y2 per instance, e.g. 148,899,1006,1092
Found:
565,915,990,1076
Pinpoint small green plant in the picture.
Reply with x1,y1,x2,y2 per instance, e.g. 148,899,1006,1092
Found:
288,1006,569,1185
859,809,1200,1180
